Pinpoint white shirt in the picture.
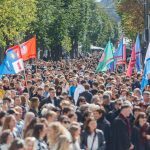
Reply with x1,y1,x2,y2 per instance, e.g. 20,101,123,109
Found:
87,132,98,150
74,84,85,105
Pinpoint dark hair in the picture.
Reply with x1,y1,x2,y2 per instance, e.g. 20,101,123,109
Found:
0,130,11,144
32,123,44,139
0,111,6,126
9,139,24,150
134,112,147,126
62,107,72,115
85,117,96,132
58,115,69,122
24,117,39,138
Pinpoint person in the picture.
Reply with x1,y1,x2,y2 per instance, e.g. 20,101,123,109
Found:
81,117,105,150
23,112,35,138
23,117,39,138
93,107,111,150
25,137,36,150
29,97,40,117
39,87,60,109
0,130,13,150
2,115,17,138
0,111,6,133
79,83,93,104
112,103,134,150
74,80,86,105
32,123,48,150
56,135,72,150
69,124,81,150
47,122,71,149
9,139,24,150
132,112,150,150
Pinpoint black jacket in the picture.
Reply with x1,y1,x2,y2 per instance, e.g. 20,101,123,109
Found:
79,91,93,104
97,117,111,150
39,96,60,110
131,125,150,150
81,129,105,150
112,115,131,150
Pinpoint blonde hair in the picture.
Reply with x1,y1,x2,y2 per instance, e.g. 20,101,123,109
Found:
47,122,67,146
56,135,71,150
25,137,36,150
23,112,35,130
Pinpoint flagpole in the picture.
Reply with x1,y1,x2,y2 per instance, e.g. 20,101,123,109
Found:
16,40,29,94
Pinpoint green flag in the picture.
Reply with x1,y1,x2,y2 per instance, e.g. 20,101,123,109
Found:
96,41,114,72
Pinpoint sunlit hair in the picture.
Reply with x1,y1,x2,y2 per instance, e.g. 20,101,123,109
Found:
47,122,67,146
25,137,36,150
56,135,71,150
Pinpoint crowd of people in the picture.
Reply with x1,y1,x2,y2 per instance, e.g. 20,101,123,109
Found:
0,55,150,150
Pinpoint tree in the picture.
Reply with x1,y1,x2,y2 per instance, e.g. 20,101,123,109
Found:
0,0,36,50
116,0,144,39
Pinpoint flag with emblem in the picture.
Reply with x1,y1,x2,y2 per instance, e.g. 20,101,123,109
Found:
0,46,24,75
20,36,36,61
96,41,114,72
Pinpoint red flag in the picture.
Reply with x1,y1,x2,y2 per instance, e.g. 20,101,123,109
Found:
126,44,136,76
20,36,36,61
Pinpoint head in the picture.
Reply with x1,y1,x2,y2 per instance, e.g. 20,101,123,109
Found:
37,87,43,96
14,96,21,106
0,129,13,145
69,124,81,141
49,87,56,98
9,139,24,150
2,115,16,131
30,97,39,110
47,122,66,145
58,115,70,129
24,112,35,130
143,91,150,103
32,123,46,140
120,103,132,117
78,96,86,106
57,135,71,150
103,94,110,105
44,110,57,123
68,112,77,123
133,106,141,119
114,99,123,110
85,117,97,133
93,107,105,120
25,137,36,150
135,112,147,127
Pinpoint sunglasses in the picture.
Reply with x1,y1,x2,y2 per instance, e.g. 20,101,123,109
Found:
63,121,70,124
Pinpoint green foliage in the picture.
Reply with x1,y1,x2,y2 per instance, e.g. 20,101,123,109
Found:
0,0,37,48
116,0,144,39
0,0,119,60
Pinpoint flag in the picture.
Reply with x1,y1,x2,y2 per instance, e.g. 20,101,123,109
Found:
145,43,150,64
20,36,36,61
141,43,150,91
141,58,150,91
96,41,114,72
114,38,123,65
126,44,136,76
0,46,24,75
135,34,142,72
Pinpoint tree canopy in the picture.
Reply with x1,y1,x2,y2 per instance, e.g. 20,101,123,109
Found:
0,0,119,60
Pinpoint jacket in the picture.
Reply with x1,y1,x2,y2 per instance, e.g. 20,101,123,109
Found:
80,129,105,150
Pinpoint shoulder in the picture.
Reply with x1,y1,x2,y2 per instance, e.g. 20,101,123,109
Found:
96,129,104,135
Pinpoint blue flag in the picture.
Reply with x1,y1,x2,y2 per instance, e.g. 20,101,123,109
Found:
114,38,123,63
0,47,24,75
141,58,150,91
135,34,142,72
